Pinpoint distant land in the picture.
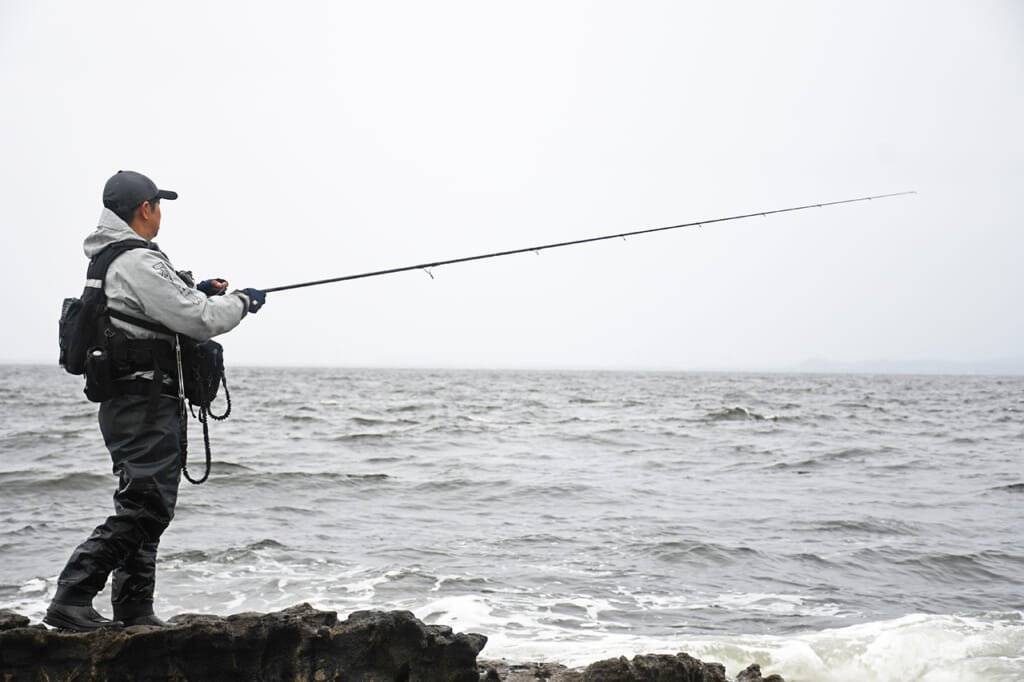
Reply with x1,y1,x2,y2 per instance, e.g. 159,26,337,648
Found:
790,357,1024,376
2,359,1024,376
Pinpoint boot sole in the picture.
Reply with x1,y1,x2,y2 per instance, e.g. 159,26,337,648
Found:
44,613,125,632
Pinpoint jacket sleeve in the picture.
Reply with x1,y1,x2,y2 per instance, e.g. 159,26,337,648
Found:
105,248,248,342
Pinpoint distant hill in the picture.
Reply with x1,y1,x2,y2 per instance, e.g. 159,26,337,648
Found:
792,357,1024,376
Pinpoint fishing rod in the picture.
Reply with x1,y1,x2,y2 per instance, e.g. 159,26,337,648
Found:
263,191,915,293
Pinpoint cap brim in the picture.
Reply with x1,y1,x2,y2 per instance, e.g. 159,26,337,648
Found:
156,189,178,200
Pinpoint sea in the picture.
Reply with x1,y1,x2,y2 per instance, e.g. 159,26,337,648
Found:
1,365,1022,681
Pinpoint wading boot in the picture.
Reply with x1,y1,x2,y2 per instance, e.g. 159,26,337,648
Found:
121,613,170,627
44,603,124,632
113,603,170,628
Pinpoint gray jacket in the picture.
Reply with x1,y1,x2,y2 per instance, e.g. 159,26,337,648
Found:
84,208,248,343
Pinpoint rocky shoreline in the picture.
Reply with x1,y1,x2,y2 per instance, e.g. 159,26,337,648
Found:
478,658,783,682
0,603,784,681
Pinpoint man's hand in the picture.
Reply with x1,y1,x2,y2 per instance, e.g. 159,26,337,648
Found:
198,278,229,296
240,288,267,314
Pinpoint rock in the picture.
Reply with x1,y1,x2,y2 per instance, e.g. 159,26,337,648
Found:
480,654,785,682
582,653,728,682
0,609,31,631
479,660,583,682
0,604,785,682
0,603,485,681
737,663,786,682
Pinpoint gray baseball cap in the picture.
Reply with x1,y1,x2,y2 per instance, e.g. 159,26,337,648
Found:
103,170,178,215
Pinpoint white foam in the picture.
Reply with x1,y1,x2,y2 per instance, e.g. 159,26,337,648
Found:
339,572,392,598
418,593,495,629
479,612,1024,682
17,578,47,594
325,583,1019,681
711,590,845,618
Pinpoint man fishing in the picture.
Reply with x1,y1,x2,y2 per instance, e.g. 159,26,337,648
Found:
45,170,267,631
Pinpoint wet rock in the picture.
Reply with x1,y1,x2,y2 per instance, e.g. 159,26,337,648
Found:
0,609,31,631
582,653,728,682
0,603,485,681
479,654,785,682
479,660,584,681
0,603,785,682
736,663,786,682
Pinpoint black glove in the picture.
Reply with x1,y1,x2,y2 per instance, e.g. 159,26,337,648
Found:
240,288,267,314
198,278,229,296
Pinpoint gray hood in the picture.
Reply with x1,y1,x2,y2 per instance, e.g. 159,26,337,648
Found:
84,208,147,259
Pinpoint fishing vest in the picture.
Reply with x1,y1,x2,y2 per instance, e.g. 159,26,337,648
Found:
59,239,230,483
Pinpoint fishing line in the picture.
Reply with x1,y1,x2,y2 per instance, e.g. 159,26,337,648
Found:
262,191,915,293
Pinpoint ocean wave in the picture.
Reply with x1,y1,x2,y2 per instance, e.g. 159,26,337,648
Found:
56,412,94,422
388,403,435,413
988,482,1024,494
704,406,778,422
329,432,392,442
2,429,91,449
629,612,1024,682
411,478,480,493
349,416,419,427
191,460,255,474
161,539,291,568
809,517,919,536
403,596,1024,681
216,471,390,487
363,455,403,464
630,540,767,567
851,547,1023,585
208,538,289,564
161,548,211,564
282,414,322,422
768,447,898,471
0,471,110,492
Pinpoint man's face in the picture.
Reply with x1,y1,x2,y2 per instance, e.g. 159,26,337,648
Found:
149,199,162,236
134,199,162,240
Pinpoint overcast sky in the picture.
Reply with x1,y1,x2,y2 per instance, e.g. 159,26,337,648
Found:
2,1,1021,371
